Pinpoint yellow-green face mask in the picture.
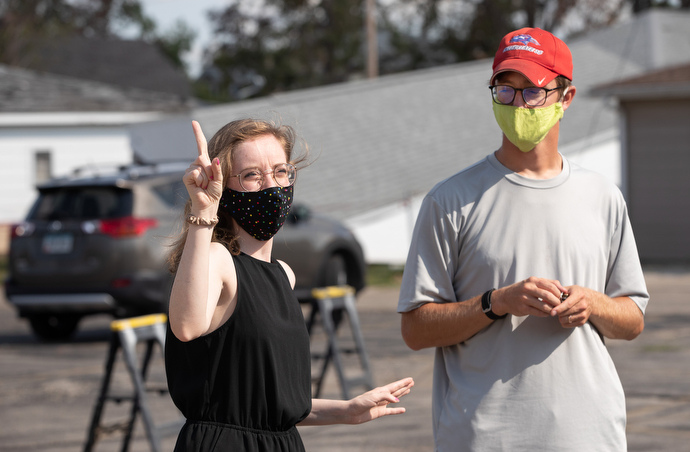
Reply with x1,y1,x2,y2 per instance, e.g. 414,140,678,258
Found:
492,102,564,152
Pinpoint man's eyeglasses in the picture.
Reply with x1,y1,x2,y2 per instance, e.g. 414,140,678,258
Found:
230,163,297,192
489,85,561,107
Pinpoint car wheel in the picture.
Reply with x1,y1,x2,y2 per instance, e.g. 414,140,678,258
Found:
322,254,348,287
321,254,349,327
28,314,80,341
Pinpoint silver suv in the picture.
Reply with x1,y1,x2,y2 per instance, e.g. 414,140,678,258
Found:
5,163,366,340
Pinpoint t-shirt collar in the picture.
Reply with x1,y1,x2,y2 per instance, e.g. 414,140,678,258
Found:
487,152,570,189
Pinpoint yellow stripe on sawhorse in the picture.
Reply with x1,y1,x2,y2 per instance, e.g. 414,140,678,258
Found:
85,312,179,452
307,285,374,399
110,313,167,332
311,285,355,300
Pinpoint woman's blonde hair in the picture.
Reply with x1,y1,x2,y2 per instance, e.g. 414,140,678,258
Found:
167,117,308,273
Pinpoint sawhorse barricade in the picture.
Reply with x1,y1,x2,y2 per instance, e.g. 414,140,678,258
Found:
305,286,375,399
84,313,182,452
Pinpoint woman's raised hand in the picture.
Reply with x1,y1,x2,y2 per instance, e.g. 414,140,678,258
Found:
183,121,223,214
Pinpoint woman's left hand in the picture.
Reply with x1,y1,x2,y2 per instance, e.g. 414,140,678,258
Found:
347,377,414,424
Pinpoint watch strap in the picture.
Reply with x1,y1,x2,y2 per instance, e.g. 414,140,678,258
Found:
481,289,507,320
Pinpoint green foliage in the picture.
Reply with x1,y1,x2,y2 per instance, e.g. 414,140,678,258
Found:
197,0,367,101
155,20,196,71
3,0,688,102
377,0,633,68
642,343,680,353
633,0,690,12
196,0,657,102
0,254,7,285
116,0,157,39
366,264,404,287
0,0,194,76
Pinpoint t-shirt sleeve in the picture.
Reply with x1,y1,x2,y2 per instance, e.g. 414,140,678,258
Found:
605,198,650,314
398,194,460,313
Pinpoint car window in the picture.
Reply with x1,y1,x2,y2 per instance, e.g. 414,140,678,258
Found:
150,179,189,209
29,187,133,221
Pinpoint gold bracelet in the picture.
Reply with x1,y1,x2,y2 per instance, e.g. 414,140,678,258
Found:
186,214,219,226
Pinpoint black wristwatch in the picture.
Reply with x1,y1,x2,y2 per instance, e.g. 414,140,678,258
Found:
481,289,507,320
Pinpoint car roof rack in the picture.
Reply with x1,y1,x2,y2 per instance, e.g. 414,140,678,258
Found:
70,161,188,180
36,161,189,189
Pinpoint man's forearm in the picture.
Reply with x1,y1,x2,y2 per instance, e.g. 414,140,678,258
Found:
589,295,644,340
400,294,492,350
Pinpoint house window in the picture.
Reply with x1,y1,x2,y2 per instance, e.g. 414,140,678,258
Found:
35,151,52,184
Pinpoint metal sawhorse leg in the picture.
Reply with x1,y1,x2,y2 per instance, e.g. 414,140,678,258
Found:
308,286,375,400
83,314,182,452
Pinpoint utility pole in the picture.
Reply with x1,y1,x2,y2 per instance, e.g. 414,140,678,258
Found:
366,0,378,78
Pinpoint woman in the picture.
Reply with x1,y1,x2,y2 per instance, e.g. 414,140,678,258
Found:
165,118,414,452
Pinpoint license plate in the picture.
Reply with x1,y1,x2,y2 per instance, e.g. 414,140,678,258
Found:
42,233,74,254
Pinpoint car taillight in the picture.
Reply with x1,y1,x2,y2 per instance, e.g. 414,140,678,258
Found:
111,278,131,288
11,222,35,238
99,216,158,238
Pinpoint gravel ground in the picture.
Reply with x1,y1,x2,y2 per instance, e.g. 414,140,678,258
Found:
1,268,689,451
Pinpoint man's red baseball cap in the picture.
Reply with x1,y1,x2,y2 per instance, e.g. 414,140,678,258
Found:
491,28,573,87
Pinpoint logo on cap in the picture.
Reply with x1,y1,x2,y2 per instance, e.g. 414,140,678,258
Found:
503,33,543,55
510,34,540,47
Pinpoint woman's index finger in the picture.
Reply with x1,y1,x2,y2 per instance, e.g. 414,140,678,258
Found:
191,120,209,158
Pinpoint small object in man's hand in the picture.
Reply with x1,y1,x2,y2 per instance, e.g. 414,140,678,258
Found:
560,292,569,302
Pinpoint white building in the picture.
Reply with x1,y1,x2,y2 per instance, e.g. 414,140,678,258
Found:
0,62,193,252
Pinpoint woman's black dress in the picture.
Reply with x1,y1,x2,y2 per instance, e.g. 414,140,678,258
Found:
165,252,312,451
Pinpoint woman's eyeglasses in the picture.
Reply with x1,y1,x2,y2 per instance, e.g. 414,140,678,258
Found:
230,163,297,192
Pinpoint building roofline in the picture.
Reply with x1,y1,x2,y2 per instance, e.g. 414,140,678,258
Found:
590,83,690,100
590,63,690,100
0,111,174,128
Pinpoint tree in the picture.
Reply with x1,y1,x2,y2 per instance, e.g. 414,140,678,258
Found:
198,0,690,102
197,0,368,101
377,0,633,71
199,0,642,101
633,0,690,12
155,20,196,72
0,0,194,73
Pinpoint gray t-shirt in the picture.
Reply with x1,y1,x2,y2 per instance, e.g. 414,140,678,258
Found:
398,154,649,452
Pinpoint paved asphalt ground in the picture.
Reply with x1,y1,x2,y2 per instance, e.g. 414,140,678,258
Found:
0,268,689,451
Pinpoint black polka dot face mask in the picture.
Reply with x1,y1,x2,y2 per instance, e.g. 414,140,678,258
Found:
219,186,293,241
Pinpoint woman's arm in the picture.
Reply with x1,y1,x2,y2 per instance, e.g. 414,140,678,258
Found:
168,121,227,341
169,237,233,341
297,377,414,426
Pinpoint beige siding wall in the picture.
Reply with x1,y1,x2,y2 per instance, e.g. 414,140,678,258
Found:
625,99,690,262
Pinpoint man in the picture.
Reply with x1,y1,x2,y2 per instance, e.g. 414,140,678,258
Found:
398,28,648,451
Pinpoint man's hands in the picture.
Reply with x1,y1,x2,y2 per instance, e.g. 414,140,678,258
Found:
488,278,643,338
490,277,594,328
491,277,567,318
550,285,595,328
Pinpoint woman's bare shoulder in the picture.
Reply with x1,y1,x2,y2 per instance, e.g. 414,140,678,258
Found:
276,259,296,289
